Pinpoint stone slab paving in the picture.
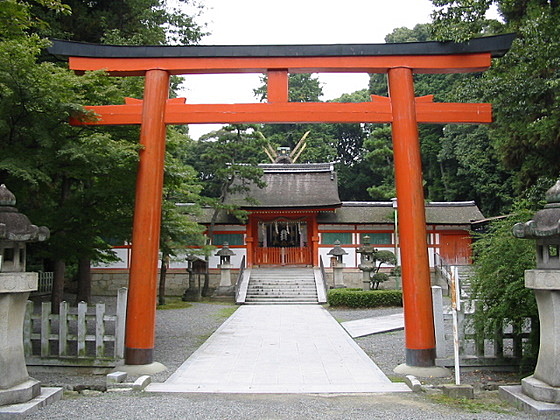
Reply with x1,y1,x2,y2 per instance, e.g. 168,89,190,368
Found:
146,305,409,394
340,313,404,338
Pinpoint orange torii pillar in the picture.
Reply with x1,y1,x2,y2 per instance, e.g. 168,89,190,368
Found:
388,67,435,368
126,70,169,365
49,35,514,372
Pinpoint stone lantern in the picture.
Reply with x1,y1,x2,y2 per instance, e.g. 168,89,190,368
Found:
357,235,376,291
214,242,235,296
327,240,347,288
509,179,560,408
0,184,49,407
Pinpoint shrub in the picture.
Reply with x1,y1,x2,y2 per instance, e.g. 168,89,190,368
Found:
328,288,402,308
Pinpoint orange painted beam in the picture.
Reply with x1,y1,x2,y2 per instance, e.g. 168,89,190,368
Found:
125,69,170,365
388,67,436,368
70,99,491,126
68,53,491,76
267,70,289,102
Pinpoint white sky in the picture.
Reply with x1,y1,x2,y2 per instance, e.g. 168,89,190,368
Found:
179,0,435,139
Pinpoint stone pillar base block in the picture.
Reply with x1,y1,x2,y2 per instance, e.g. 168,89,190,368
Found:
442,383,474,399
0,387,62,419
0,378,41,406
114,362,167,376
522,375,560,404
394,363,451,378
500,385,560,416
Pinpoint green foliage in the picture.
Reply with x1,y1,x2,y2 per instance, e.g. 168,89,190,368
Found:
327,288,403,308
32,0,205,45
470,208,539,359
0,0,206,305
431,0,560,199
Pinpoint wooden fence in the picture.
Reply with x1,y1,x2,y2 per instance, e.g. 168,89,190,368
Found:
432,285,535,369
24,288,127,367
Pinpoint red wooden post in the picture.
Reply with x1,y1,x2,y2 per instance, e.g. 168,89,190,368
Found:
388,67,436,367
125,69,170,365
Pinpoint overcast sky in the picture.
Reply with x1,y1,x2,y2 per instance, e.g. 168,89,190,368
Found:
179,0,435,138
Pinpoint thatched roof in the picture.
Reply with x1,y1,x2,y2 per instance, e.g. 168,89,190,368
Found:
224,163,342,209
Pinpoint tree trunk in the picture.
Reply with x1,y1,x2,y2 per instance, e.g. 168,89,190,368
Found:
76,257,91,304
158,254,168,306
51,259,65,314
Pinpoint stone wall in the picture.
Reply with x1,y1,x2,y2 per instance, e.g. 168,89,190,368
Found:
91,269,226,297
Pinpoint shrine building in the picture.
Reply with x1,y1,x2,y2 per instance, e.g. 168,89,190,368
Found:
91,161,482,294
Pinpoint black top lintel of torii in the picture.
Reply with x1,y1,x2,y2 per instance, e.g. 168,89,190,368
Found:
48,33,515,59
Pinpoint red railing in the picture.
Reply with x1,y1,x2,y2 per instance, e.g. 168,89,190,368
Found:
255,247,310,265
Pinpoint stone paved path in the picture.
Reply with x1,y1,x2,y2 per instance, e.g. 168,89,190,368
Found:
146,305,409,394
341,313,404,338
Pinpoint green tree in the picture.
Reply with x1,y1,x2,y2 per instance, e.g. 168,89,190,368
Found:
158,130,206,305
431,0,560,196
32,0,205,44
470,208,539,364
0,0,206,307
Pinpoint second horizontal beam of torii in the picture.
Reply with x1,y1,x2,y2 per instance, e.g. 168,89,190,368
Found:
71,95,491,126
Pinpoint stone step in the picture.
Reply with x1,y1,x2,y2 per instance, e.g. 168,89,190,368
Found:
244,268,319,305
245,296,317,303
246,290,318,296
248,288,317,294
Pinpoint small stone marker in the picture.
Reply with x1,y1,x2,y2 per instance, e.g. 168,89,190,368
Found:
132,375,152,391
442,384,474,399
404,375,422,392
106,372,127,385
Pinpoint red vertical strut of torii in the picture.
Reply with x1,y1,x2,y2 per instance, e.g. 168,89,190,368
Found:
49,35,514,370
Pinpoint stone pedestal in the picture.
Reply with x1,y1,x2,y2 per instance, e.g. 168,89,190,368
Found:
0,272,41,406
521,269,560,403
214,264,234,296
361,269,371,291
332,263,346,288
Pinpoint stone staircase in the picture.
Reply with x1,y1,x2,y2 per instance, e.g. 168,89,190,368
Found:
244,268,319,304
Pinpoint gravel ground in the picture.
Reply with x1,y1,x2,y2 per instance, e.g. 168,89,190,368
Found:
23,300,541,420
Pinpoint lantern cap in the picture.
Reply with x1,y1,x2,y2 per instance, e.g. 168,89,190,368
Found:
327,240,348,256
513,179,560,240
215,242,235,257
0,185,49,242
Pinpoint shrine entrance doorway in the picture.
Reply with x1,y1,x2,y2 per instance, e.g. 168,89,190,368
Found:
254,217,311,266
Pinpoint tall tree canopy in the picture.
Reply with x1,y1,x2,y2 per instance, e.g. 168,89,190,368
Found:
431,0,560,197
0,0,206,305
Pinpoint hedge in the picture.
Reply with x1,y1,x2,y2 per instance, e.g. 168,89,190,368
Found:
327,288,403,308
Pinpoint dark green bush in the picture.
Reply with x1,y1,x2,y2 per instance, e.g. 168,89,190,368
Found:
327,288,402,308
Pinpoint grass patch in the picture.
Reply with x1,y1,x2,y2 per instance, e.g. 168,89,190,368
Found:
427,393,512,414
216,305,238,319
157,298,192,310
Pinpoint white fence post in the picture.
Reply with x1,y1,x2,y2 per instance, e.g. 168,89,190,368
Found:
115,287,127,359
40,302,51,357
77,301,87,357
95,303,105,358
59,301,68,356
432,286,446,358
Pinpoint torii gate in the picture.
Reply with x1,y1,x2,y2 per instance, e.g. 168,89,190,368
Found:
49,34,514,371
